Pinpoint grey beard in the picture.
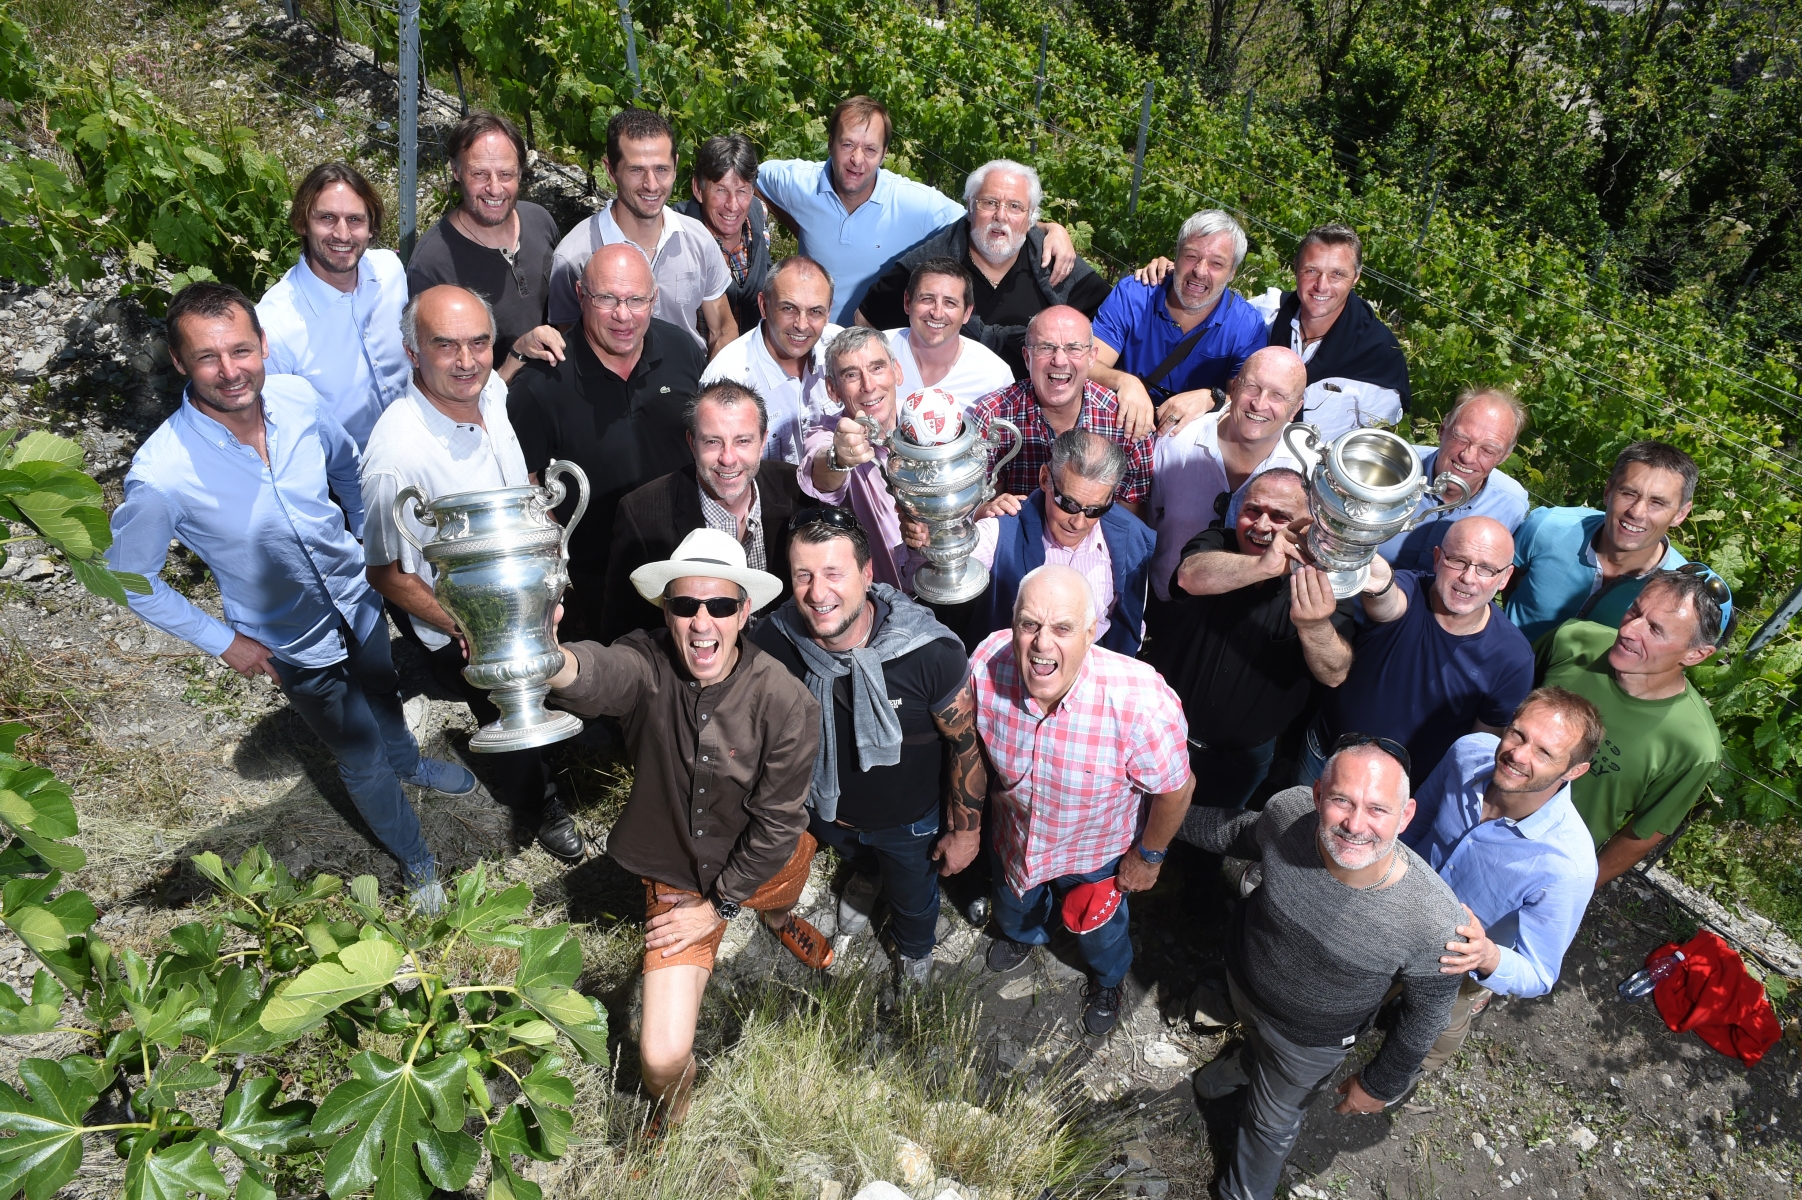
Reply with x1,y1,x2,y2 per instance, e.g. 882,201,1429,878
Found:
973,226,1026,266
1318,821,1392,871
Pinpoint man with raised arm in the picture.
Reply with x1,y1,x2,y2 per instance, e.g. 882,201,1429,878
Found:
973,565,1192,1037
544,529,831,1131
107,282,468,911
754,510,986,988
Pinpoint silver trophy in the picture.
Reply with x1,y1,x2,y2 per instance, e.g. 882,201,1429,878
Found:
1283,423,1476,598
856,414,1022,605
393,460,590,753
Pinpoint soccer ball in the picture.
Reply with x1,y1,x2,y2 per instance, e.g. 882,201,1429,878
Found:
897,387,964,446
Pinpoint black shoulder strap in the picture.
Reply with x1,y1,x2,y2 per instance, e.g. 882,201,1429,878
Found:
1140,320,1213,398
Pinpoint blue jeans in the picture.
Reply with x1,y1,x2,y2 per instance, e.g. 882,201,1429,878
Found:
1189,738,1278,810
809,810,941,959
1295,716,1331,786
992,858,1133,988
272,624,432,876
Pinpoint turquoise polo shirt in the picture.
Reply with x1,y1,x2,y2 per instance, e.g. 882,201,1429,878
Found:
1504,506,1686,643
757,159,964,324
1090,279,1267,398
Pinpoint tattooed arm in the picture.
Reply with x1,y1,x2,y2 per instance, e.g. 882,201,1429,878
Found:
930,681,986,876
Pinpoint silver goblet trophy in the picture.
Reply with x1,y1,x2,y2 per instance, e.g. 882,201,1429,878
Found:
856,413,1022,605
393,460,590,753
1283,423,1477,598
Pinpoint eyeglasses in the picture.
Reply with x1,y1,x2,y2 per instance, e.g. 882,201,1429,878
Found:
1050,477,1114,520
1025,341,1093,359
664,594,744,619
579,289,654,313
1331,732,1412,777
973,198,1031,217
784,505,863,536
1438,553,1507,581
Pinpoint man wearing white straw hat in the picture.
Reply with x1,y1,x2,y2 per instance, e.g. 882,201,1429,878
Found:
544,526,830,1133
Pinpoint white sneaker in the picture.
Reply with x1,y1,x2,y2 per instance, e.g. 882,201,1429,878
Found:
837,870,879,936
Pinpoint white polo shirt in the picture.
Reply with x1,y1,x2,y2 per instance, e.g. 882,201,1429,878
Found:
700,321,845,465
360,372,530,650
886,328,1013,412
257,249,410,449
545,201,730,348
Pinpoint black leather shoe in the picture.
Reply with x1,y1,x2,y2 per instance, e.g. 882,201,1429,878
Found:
536,800,586,865
986,937,1032,974
1082,980,1124,1036
965,895,992,927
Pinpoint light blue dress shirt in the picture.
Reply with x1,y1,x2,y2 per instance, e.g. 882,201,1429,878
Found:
1376,446,1531,572
756,160,964,324
105,376,383,668
257,248,410,449
1404,733,1599,998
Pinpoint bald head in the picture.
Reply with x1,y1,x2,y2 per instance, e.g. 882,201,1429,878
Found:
1224,347,1308,443
402,284,497,407
1432,516,1515,617
1024,306,1095,413
1314,743,1415,873
580,244,657,357
1012,564,1098,709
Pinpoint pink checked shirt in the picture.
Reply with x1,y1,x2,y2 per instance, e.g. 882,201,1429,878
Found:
970,630,1190,896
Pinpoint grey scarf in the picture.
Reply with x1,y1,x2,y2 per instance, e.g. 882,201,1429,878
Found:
770,583,953,821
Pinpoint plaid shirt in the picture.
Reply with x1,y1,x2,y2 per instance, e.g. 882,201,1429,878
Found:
969,379,1155,504
698,479,767,572
970,630,1190,895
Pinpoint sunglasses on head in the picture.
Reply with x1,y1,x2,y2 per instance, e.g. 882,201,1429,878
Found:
1332,732,1412,777
1050,477,1114,520
784,505,861,535
1675,561,1734,640
664,594,744,619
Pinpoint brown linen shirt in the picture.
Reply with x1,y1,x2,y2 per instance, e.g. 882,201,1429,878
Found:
550,629,819,902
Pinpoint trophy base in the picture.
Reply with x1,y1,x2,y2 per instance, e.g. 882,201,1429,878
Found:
469,684,585,753
912,557,991,606
1325,564,1372,600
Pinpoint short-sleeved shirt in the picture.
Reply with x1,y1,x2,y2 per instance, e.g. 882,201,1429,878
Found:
1536,621,1722,845
700,321,844,465
544,203,732,348
506,321,703,603
1091,279,1266,399
258,249,410,449
887,328,1013,411
971,630,1190,895
1376,447,1530,573
1505,506,1688,643
406,202,561,357
753,594,969,830
756,160,964,324
1154,527,1356,751
1321,570,1535,785
360,373,530,650
1147,410,1316,601
969,379,1154,504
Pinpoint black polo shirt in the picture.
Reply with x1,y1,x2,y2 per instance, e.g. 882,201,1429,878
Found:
507,319,703,620
406,201,561,357
1149,527,1356,752
973,255,1112,377
752,596,969,830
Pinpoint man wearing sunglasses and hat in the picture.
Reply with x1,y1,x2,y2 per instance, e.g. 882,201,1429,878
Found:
543,527,832,1130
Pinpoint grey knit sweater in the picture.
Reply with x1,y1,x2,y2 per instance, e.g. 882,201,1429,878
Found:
1182,787,1465,1101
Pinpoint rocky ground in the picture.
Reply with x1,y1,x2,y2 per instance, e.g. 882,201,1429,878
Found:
4,0,1802,1197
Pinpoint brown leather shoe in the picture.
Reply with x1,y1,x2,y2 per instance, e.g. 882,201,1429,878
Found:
771,914,835,969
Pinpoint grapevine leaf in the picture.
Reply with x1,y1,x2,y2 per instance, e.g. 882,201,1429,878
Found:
122,1136,230,1200
259,937,402,1038
0,1058,99,1200
210,1076,314,1160
4,432,81,469
311,1051,475,1200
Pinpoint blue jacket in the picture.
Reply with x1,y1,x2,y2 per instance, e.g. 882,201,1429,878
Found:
973,489,1154,655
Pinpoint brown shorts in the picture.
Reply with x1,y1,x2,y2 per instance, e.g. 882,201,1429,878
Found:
641,832,818,973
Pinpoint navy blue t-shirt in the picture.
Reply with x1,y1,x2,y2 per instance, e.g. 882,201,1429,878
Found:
1322,570,1534,786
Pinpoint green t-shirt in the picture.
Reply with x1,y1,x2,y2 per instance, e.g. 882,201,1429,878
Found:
1536,621,1722,847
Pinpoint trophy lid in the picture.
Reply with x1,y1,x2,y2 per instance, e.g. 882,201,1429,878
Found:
1327,428,1426,505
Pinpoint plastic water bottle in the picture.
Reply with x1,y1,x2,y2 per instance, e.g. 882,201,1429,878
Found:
1618,950,1685,999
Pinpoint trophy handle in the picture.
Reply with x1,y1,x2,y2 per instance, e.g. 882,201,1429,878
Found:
1283,421,1323,469
541,459,591,562
1403,469,1481,530
393,484,434,555
984,417,1023,493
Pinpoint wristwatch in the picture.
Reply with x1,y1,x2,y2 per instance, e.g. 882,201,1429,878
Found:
507,347,529,363
710,896,741,921
1136,843,1169,865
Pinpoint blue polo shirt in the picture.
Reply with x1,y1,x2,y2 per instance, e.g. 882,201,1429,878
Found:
1091,279,1266,397
1503,507,1687,643
1376,447,1531,572
757,160,964,324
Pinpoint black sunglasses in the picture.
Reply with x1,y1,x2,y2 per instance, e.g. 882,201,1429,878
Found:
1332,732,1412,777
785,505,862,535
1050,478,1114,520
664,595,744,619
